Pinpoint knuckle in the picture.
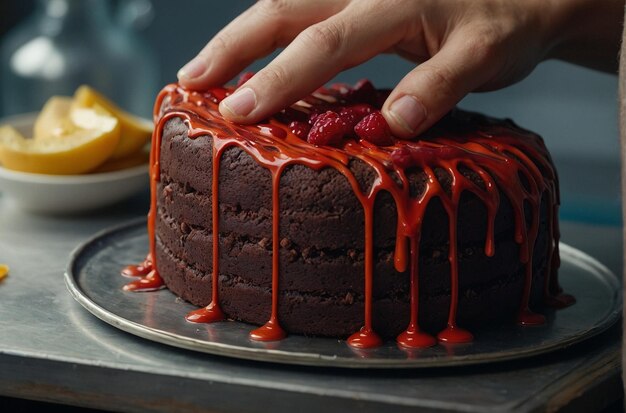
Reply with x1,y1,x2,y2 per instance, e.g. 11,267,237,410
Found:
207,34,229,55
420,64,461,101
256,0,291,18
257,65,291,88
462,27,500,62
300,22,345,55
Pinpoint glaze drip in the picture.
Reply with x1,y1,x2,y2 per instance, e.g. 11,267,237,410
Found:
124,83,571,348
121,254,163,292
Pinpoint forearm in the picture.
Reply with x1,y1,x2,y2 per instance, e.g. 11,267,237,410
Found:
546,0,624,72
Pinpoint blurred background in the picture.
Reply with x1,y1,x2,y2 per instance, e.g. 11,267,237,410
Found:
1,0,620,225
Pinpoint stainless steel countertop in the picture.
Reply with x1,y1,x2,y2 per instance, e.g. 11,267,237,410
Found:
0,189,622,413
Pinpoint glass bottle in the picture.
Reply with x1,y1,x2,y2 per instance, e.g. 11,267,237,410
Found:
0,0,159,118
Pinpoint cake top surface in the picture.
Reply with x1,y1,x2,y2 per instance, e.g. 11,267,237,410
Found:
155,81,554,178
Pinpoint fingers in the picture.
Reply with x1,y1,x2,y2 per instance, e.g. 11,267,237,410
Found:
181,0,507,139
219,2,407,123
382,30,500,138
178,0,347,90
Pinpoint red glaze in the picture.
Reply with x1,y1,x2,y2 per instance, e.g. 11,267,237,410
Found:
396,236,437,349
347,327,383,349
121,265,148,278
123,81,570,349
437,325,474,344
123,269,164,292
249,318,287,342
258,124,287,139
517,309,547,326
186,303,225,323
121,253,153,277
122,254,164,291
397,327,437,349
248,166,287,342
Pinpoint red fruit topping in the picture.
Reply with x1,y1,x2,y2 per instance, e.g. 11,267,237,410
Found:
236,72,255,88
289,121,311,140
330,83,351,94
390,147,414,168
307,111,349,146
348,79,376,104
208,87,229,103
272,80,393,146
275,107,309,124
308,101,337,120
354,112,394,146
308,110,323,125
339,104,375,129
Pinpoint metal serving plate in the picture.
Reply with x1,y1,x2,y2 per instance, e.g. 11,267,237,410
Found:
65,218,622,368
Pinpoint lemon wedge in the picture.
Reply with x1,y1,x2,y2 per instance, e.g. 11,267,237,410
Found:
72,85,152,160
0,264,8,282
0,107,120,175
33,96,76,140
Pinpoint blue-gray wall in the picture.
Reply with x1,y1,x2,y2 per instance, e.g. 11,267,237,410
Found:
3,0,621,223
146,1,622,224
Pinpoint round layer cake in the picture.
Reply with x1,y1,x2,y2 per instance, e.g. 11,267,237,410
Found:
139,81,567,348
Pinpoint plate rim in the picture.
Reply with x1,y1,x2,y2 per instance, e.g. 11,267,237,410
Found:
0,163,149,184
65,218,623,369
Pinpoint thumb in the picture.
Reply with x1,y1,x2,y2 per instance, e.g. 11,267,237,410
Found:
382,35,497,139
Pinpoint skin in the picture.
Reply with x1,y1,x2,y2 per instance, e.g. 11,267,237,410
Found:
178,0,624,139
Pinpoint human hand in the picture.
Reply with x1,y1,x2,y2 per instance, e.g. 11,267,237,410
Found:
177,0,623,139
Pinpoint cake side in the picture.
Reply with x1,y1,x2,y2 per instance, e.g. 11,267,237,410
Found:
154,115,551,338
136,82,567,348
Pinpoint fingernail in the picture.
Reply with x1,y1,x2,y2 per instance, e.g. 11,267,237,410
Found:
388,95,426,133
177,57,207,80
220,87,257,118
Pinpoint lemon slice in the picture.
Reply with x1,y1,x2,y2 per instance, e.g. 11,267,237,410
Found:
33,96,76,140
0,107,120,175
0,264,8,282
72,85,152,160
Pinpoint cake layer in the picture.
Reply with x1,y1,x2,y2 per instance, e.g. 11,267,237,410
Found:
155,205,545,296
159,118,530,248
155,237,548,337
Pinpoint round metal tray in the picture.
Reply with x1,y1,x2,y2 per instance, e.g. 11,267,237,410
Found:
65,218,622,368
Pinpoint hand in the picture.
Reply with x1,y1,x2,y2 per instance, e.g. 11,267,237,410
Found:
177,0,623,139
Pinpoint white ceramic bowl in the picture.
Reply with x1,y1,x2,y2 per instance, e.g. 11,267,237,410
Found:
0,113,150,214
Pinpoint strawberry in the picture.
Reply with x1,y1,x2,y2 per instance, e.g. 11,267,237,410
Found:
236,72,255,88
289,121,311,140
348,79,376,104
339,104,375,130
354,112,394,146
307,111,349,146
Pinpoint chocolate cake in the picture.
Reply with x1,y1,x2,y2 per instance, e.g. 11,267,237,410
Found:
123,81,573,349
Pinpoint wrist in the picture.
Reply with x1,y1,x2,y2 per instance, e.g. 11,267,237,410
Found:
541,0,624,72
539,0,584,61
